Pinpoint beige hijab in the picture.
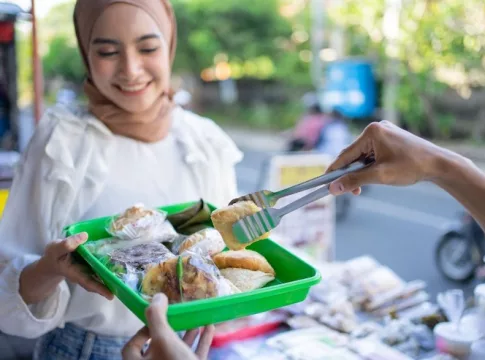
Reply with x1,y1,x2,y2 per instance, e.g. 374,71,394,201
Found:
74,0,177,142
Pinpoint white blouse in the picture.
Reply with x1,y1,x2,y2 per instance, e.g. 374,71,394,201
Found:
0,105,242,338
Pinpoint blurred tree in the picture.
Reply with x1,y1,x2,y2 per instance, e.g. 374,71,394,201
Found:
172,0,311,84
42,35,84,84
330,0,485,139
16,30,33,105
39,1,85,88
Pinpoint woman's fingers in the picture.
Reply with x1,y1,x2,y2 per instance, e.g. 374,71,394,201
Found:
45,233,88,258
64,263,114,299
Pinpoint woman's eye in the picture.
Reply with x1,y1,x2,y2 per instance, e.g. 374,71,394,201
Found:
97,51,118,57
140,47,159,54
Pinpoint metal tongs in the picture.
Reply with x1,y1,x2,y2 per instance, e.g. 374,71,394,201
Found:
230,156,375,244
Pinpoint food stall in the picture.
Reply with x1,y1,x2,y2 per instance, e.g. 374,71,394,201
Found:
0,1,42,215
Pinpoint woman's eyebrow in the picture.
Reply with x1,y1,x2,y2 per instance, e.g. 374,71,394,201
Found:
92,38,120,45
91,34,160,45
136,34,161,42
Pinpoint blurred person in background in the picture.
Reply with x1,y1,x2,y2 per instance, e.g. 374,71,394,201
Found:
315,108,352,158
287,92,329,152
0,0,241,359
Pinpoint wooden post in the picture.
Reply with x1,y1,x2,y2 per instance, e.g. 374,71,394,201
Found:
31,0,43,123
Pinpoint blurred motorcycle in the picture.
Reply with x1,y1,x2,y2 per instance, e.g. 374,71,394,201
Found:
435,211,484,282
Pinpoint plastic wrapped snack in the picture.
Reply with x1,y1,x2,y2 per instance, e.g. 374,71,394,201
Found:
141,251,238,303
107,203,178,241
172,228,226,256
86,238,176,291
212,250,276,292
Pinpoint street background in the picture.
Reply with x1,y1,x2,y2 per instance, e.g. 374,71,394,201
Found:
0,0,484,358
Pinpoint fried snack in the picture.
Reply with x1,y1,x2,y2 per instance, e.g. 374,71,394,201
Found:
141,253,235,303
213,250,275,275
141,256,181,302
177,228,226,256
211,201,270,250
212,250,276,292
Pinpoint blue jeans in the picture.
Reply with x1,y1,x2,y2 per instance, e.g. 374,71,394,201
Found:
33,323,132,360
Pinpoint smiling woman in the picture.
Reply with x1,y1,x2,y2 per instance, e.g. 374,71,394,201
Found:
0,0,242,359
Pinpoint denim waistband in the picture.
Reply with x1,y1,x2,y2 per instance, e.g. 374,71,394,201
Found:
34,323,132,360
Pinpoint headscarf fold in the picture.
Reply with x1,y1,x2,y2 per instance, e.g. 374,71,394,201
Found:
74,0,177,142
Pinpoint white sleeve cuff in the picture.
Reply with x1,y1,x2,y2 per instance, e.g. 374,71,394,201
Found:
0,255,70,339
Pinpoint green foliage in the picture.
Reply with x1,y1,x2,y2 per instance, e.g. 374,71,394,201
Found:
42,35,85,83
16,29,33,105
167,0,311,84
202,101,304,130
330,0,485,138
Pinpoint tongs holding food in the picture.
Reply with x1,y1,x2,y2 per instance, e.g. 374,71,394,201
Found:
230,156,375,244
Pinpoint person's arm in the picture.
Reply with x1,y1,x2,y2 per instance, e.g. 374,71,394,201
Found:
326,120,485,230
431,150,485,230
0,111,111,339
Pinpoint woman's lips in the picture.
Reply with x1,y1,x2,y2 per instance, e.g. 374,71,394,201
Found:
115,81,151,96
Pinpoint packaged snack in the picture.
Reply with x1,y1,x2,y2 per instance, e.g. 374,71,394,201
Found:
167,199,212,235
173,228,226,257
212,250,276,292
141,251,237,303
86,238,176,291
107,203,178,241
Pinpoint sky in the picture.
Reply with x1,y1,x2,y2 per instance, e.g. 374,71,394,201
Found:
9,0,68,18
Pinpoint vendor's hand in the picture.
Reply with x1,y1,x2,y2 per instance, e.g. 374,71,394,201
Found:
122,293,214,360
20,233,114,304
327,121,444,195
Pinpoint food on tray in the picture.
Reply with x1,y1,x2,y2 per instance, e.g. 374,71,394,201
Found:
108,242,175,271
212,250,275,292
211,201,270,250
141,252,237,303
108,203,177,241
174,228,226,256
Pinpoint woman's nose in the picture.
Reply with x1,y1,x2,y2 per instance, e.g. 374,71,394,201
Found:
119,52,143,80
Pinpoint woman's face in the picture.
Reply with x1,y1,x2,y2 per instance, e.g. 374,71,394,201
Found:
88,3,170,113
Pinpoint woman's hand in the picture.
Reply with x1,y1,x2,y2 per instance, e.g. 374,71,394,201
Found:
122,293,214,360
326,121,447,195
19,232,114,304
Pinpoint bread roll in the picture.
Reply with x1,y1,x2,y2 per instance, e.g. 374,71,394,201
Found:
211,201,270,250
213,250,276,292
178,228,225,256
141,253,237,303
220,268,275,292
141,257,180,302
212,250,275,276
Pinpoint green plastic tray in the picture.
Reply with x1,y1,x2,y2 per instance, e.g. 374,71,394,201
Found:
66,201,321,331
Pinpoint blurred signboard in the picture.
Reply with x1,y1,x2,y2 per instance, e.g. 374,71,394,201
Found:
320,59,376,119
267,152,335,263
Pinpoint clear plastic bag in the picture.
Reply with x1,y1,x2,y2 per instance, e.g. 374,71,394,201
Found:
141,251,237,304
86,238,176,291
106,203,178,241
172,228,226,256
